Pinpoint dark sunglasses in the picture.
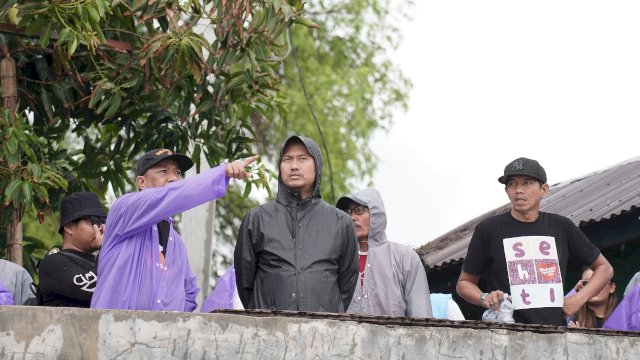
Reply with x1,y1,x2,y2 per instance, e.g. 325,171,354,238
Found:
80,216,107,226
344,205,368,216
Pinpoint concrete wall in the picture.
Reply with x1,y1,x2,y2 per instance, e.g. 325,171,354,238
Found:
0,307,638,359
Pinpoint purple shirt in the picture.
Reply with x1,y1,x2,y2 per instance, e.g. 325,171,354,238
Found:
603,283,640,332
91,165,229,311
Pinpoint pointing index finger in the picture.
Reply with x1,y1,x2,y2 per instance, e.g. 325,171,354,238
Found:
242,155,259,167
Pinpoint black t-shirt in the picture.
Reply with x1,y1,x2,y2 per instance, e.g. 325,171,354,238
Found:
463,211,600,326
38,249,98,307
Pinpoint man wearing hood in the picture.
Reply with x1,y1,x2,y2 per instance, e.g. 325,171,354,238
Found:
336,188,432,317
234,135,358,312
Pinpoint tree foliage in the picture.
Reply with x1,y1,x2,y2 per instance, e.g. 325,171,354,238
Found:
213,0,413,274
0,0,311,228
255,0,412,202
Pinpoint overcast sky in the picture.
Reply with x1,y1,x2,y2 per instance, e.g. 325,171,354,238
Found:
372,1,640,248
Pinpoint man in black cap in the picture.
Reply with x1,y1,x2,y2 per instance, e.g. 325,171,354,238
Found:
91,149,255,311
456,157,613,325
38,192,107,307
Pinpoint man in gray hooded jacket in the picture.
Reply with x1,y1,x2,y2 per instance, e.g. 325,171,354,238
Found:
337,188,432,317
234,135,359,312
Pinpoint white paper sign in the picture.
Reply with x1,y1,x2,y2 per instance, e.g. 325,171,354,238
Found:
503,236,564,310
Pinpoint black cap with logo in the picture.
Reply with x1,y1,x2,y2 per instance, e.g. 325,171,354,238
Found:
498,157,547,184
135,149,194,176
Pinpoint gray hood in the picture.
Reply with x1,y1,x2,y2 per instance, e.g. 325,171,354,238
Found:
336,188,387,247
277,135,323,204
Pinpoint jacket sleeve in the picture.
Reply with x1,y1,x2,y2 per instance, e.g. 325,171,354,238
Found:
38,255,94,304
338,219,359,311
0,279,14,305
234,211,257,309
16,268,35,305
184,268,199,312
109,165,229,241
403,249,433,318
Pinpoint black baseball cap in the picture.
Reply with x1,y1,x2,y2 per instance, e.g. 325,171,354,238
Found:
135,149,193,176
498,157,547,184
58,192,108,234
336,194,367,211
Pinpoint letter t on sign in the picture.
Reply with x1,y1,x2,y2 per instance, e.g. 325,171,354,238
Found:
520,289,531,305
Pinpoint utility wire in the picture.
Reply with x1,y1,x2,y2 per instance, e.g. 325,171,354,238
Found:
288,28,336,201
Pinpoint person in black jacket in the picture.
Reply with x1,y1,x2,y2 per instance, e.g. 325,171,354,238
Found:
38,192,107,307
234,135,359,312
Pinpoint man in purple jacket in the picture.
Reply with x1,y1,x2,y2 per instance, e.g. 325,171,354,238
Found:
91,149,255,311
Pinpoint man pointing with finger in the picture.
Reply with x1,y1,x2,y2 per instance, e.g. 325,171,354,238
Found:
91,149,256,311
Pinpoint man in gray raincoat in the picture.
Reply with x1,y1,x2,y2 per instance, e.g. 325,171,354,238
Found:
336,188,432,317
234,135,359,312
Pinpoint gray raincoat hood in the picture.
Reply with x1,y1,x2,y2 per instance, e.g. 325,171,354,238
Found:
277,135,323,204
337,188,388,248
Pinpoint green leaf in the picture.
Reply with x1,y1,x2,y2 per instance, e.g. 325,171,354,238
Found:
4,179,22,204
242,182,252,198
58,28,71,43
28,163,42,181
293,16,321,29
6,135,18,154
89,86,106,108
22,181,33,206
68,36,79,57
104,92,122,118
87,5,100,23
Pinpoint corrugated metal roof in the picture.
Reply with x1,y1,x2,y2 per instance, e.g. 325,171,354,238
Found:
417,157,640,269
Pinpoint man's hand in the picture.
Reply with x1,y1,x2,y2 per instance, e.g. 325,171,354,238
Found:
225,155,258,179
483,290,506,311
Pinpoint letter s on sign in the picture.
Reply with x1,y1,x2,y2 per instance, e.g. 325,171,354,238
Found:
513,242,525,258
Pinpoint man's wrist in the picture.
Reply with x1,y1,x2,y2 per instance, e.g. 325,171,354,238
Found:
479,292,490,307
